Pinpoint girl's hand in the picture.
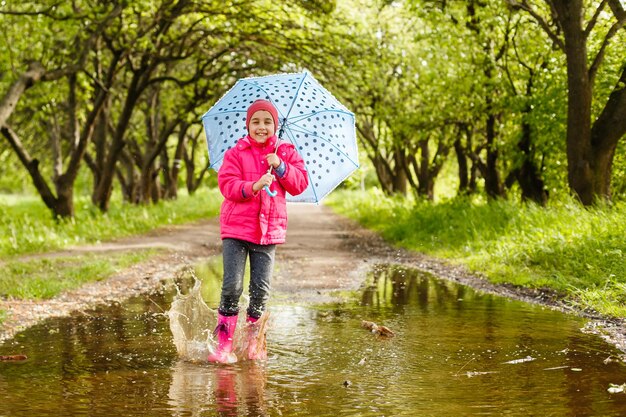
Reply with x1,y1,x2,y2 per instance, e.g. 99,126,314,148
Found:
252,173,275,192
266,153,281,169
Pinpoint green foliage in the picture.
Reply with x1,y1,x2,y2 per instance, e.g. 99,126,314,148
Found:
328,189,626,317
2,0,625,211
0,187,222,257
0,250,156,299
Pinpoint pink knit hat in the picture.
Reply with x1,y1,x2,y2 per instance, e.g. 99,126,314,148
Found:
246,99,279,131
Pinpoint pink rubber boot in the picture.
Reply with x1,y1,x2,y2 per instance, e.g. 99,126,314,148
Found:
246,315,267,361
207,313,238,364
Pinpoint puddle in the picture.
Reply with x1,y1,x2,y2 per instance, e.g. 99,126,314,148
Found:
1,263,626,416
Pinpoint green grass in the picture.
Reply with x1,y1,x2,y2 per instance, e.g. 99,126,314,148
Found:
326,188,626,318
0,188,223,258
0,187,222,313
0,250,157,300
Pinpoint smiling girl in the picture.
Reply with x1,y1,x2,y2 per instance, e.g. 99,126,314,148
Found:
208,99,308,363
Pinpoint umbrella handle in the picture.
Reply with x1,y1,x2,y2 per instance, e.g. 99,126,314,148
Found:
264,185,277,197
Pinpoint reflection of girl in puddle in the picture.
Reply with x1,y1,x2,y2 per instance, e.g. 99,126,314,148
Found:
168,360,268,416
215,365,267,416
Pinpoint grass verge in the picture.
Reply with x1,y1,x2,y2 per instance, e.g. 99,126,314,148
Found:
0,188,222,314
326,188,626,318
0,250,158,300
0,187,222,258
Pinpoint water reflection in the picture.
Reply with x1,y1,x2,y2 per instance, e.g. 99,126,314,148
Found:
168,361,267,417
1,262,626,416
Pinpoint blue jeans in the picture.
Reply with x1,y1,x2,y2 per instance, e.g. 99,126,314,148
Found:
218,238,276,319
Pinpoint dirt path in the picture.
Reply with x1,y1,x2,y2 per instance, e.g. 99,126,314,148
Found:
2,204,626,353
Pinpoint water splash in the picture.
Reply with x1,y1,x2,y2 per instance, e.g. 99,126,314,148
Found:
236,312,270,360
167,276,271,363
167,278,216,362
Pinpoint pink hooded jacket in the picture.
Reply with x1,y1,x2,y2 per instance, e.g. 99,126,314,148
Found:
217,135,309,245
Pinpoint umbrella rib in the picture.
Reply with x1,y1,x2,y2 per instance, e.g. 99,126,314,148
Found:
285,109,354,125
209,155,224,169
283,124,320,203
282,124,316,136
206,109,248,115
281,73,309,121
284,126,359,167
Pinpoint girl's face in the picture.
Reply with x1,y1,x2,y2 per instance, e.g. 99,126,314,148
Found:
248,110,275,144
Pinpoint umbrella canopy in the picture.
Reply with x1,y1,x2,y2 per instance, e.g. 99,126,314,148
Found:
201,72,359,203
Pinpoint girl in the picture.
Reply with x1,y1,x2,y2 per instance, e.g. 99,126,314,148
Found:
208,99,309,363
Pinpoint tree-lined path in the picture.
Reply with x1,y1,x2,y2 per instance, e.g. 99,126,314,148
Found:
3,204,625,353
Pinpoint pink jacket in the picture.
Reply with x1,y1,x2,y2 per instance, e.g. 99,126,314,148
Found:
217,135,309,245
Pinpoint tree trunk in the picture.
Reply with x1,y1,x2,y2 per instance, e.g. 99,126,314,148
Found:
165,126,188,199
1,126,57,208
370,153,394,195
514,77,548,205
92,71,144,211
507,117,548,205
554,0,595,204
116,149,138,203
163,140,180,199
589,65,626,200
416,140,432,198
0,62,46,129
54,186,75,219
182,126,210,194
391,149,407,195
454,132,469,195
138,167,155,204
484,112,504,198
150,169,162,203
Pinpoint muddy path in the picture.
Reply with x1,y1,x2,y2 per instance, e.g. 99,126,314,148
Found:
2,204,625,353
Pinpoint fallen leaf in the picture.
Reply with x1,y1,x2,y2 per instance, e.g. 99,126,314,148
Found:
361,320,395,338
0,355,28,361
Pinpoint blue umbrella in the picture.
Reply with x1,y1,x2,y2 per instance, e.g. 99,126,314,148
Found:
201,71,359,203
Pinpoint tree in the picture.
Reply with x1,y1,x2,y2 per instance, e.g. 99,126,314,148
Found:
508,0,626,204
0,2,124,217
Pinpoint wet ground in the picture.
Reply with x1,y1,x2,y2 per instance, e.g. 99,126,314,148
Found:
2,263,626,416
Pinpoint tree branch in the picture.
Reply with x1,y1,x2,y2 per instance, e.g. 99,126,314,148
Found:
584,0,609,37
507,0,565,50
591,64,626,151
0,1,83,20
608,0,626,20
1,125,57,209
589,13,626,84
0,62,46,128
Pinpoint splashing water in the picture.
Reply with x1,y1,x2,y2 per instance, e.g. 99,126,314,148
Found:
236,312,270,360
167,278,270,363
167,279,216,362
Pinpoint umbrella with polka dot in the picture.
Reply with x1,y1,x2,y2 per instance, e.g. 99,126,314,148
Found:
201,71,359,203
